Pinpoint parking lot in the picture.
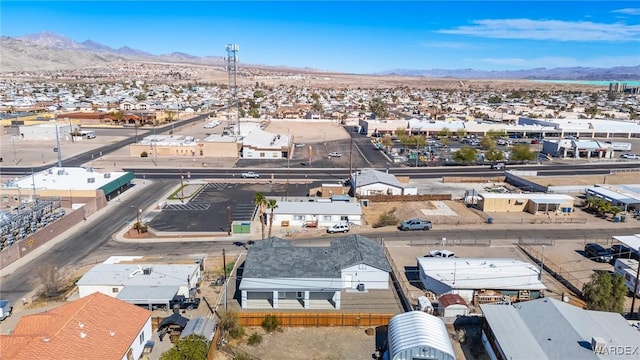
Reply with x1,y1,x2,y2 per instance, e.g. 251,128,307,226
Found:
147,182,259,233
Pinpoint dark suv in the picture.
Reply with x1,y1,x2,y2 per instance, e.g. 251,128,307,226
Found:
584,243,613,263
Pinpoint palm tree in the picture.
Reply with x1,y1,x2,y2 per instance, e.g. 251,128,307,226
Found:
267,199,278,238
254,192,267,240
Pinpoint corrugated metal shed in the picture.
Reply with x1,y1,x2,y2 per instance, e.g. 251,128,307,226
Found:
386,311,455,360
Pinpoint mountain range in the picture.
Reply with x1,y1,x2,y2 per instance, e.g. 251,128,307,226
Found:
1,31,639,80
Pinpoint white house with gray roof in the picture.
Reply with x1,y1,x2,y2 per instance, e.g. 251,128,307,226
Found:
76,262,201,308
351,168,417,196
268,200,362,228
239,235,391,310
481,298,640,360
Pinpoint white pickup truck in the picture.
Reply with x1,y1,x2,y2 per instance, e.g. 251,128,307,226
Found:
241,171,260,179
0,300,12,321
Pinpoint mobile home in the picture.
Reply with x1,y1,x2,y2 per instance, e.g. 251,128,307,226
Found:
613,258,640,297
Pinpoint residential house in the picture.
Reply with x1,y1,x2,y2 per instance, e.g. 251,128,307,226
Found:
351,168,417,196
76,262,201,309
268,200,362,228
0,292,152,360
481,298,640,360
417,257,546,305
239,235,391,309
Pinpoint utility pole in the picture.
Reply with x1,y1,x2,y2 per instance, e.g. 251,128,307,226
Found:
11,135,17,164
179,168,185,204
631,249,640,319
538,245,545,281
349,137,353,181
222,248,228,311
227,206,232,236
286,128,290,201
55,122,62,167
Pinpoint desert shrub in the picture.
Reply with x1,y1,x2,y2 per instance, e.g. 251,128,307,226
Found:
372,207,399,228
261,314,280,332
229,325,245,339
235,353,253,360
247,332,263,345
219,310,244,339
140,151,148,157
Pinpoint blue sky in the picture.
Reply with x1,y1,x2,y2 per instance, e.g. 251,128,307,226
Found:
2,1,639,73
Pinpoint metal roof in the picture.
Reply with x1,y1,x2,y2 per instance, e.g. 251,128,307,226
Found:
387,311,455,360
181,316,217,341
417,257,546,291
77,263,198,287
239,235,391,291
587,186,640,205
4,167,133,191
481,298,640,360
612,234,640,251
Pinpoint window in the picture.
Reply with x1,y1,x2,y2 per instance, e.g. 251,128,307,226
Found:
260,152,265,158
112,288,119,293
340,216,349,221
296,292,303,299
359,264,366,270
323,216,331,221
139,332,145,344
294,215,304,221
1,196,7,203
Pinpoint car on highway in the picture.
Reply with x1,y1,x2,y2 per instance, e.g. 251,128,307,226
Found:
295,143,306,147
241,171,260,178
328,152,342,157
425,249,456,258
399,218,432,231
490,162,506,170
621,153,640,159
584,243,613,263
327,223,350,234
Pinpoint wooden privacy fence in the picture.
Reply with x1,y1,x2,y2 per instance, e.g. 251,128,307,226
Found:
363,194,451,202
237,312,393,327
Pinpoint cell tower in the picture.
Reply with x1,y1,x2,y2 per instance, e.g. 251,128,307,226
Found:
225,44,239,136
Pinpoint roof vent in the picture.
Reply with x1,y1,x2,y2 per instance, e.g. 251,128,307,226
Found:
87,177,95,183
78,322,85,328
104,173,111,179
143,267,152,275
80,332,87,339
591,337,607,354
57,169,64,175
109,330,116,337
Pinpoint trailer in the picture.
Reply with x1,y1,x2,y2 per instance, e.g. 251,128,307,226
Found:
613,258,640,297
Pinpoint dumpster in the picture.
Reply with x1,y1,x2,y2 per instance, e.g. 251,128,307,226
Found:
487,217,493,224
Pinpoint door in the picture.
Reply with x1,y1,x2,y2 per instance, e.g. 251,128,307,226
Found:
344,274,352,289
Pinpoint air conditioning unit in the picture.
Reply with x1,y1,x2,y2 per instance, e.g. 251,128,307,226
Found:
357,283,365,292
87,177,95,183
103,173,111,179
591,337,606,354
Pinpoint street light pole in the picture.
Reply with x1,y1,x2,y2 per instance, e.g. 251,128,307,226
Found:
538,245,545,281
286,128,290,201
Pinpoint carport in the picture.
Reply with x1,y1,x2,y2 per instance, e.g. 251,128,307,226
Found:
586,186,640,212
611,234,640,258
116,285,179,310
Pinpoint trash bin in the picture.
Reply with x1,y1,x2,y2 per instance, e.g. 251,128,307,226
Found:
620,215,626,222
613,216,620,223
487,217,493,224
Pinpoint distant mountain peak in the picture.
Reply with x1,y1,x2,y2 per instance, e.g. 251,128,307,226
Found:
19,31,84,50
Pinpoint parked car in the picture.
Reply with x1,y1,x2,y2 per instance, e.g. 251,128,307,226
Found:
399,218,432,231
241,171,260,178
170,295,201,310
610,244,639,260
425,250,456,258
328,152,342,157
327,223,350,234
584,243,613,262
295,143,306,147
621,153,640,159
0,300,12,321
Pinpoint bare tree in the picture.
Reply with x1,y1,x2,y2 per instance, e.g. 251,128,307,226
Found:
36,263,64,298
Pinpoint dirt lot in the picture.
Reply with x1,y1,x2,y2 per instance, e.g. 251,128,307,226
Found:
264,119,352,145
361,200,486,228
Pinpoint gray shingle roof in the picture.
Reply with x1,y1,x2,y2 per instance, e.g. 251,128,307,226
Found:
352,168,403,188
243,235,391,280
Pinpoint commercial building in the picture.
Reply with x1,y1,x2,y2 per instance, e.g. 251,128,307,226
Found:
477,193,575,214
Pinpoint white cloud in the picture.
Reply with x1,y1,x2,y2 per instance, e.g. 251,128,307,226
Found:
611,8,640,15
439,19,640,42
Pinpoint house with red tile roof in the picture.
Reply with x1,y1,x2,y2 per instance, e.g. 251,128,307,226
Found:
0,292,152,360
